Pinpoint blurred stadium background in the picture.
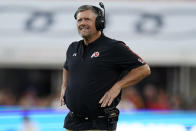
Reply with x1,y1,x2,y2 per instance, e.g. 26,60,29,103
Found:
0,0,196,131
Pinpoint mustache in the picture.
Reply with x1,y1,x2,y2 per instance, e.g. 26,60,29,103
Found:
79,25,89,30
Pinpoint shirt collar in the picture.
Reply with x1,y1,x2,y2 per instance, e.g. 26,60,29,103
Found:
82,33,105,47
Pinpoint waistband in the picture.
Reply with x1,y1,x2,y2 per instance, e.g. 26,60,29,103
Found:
69,111,106,121
69,107,119,121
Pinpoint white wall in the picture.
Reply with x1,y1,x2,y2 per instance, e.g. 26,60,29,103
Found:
0,0,196,68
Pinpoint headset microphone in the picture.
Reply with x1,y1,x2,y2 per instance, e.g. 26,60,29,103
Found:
99,2,105,23
99,2,104,9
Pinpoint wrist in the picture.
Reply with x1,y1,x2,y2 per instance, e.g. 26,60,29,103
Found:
114,82,122,90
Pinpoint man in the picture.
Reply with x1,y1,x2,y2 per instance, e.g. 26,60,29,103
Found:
60,4,151,131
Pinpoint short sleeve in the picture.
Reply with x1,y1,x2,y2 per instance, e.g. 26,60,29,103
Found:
110,41,145,72
63,44,71,70
63,58,69,70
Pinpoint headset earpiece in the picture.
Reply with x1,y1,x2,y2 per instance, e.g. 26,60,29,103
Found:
95,15,105,31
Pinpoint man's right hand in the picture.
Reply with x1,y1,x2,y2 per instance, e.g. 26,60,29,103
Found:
60,69,69,106
60,89,65,106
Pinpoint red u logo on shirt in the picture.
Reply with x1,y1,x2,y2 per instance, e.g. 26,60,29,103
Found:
91,51,100,58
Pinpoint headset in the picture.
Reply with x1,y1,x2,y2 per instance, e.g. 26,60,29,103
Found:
74,2,106,31
94,2,105,31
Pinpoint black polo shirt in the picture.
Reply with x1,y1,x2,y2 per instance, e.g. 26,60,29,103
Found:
63,33,145,129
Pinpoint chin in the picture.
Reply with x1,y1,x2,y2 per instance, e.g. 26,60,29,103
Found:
80,33,90,39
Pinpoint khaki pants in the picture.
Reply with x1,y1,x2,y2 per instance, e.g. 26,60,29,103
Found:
66,129,115,131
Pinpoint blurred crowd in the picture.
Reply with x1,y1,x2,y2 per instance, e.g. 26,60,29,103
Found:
0,87,52,107
118,83,187,111
0,82,195,111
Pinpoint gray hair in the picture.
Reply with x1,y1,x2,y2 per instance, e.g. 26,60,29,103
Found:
74,5,102,19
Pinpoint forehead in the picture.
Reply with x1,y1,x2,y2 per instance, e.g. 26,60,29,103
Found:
77,10,96,19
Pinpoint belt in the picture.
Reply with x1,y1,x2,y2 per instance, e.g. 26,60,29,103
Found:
69,107,119,123
69,111,118,129
69,111,106,121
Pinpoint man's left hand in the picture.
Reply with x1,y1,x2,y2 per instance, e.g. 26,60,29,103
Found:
99,84,121,107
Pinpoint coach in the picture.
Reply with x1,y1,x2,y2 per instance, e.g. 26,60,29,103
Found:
60,3,151,131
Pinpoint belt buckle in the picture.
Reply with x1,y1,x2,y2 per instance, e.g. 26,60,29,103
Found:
84,117,89,120
97,115,105,118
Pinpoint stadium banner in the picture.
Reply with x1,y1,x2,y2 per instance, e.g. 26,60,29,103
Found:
0,0,196,67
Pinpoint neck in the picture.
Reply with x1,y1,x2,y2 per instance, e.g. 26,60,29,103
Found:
84,31,102,45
